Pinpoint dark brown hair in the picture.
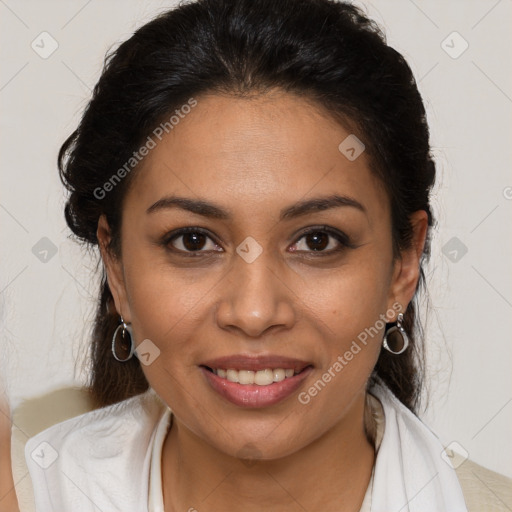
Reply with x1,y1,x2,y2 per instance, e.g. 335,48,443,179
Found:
59,0,435,411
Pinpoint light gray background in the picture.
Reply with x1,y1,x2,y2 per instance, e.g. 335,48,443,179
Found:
1,0,511,478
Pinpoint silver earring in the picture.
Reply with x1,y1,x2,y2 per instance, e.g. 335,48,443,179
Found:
112,316,135,362
382,313,409,355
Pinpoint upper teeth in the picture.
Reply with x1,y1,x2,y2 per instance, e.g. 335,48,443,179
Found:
214,368,295,385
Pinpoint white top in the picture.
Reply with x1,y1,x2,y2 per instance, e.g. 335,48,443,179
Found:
25,382,467,512
144,408,378,512
146,394,380,512
145,413,375,512
147,403,170,512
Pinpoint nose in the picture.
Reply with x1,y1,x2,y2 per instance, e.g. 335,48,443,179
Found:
215,248,296,338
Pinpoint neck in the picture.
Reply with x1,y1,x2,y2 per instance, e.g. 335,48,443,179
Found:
161,392,374,512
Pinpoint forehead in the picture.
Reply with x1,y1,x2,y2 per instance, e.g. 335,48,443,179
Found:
126,91,389,224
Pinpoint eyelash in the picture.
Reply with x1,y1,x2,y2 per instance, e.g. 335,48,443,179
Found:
160,225,357,257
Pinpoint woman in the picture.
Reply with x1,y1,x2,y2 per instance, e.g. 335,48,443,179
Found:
20,0,511,511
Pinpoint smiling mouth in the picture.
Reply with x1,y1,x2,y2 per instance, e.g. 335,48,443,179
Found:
199,355,314,407
202,366,309,386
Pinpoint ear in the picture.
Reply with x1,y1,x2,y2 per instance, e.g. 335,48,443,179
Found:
387,210,429,316
97,214,132,323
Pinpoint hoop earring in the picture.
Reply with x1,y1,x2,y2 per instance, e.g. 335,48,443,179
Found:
382,313,409,355
112,316,135,362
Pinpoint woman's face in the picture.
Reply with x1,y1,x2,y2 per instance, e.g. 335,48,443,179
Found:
99,90,426,460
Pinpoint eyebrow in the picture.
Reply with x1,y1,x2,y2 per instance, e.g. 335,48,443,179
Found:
146,194,366,221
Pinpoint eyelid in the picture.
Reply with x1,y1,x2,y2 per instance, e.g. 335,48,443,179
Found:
162,227,222,253
291,225,357,252
161,225,356,254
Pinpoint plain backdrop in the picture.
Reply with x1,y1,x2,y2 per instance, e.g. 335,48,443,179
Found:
1,0,511,478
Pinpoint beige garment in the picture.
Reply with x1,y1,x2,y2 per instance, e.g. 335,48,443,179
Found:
11,387,512,512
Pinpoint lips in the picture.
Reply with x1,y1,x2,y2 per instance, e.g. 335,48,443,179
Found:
199,355,313,408
200,355,311,373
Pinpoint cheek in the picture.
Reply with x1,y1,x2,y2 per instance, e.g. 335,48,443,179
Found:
294,265,390,417
299,251,393,334
120,246,231,388
122,259,212,406
126,264,212,348
294,248,393,392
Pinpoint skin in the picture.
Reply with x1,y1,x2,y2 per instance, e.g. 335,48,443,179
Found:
98,90,428,511
0,393,20,512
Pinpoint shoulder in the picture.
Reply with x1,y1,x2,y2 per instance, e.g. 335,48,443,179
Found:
367,384,512,511
24,387,166,459
23,388,169,512
450,452,512,512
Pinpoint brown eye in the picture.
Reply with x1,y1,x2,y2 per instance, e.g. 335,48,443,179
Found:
291,227,352,254
180,232,207,251
303,232,330,251
165,228,222,254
